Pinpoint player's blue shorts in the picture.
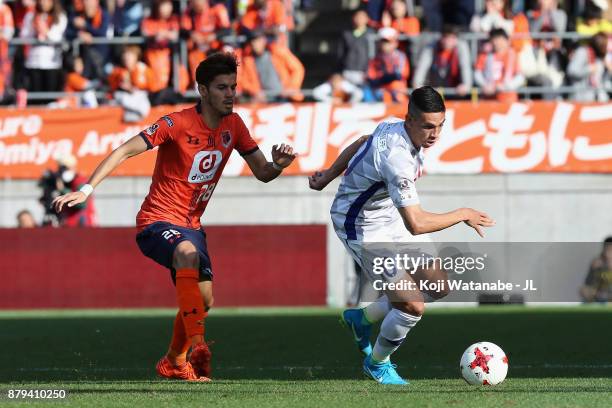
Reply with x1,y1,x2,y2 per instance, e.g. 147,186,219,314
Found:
136,221,213,284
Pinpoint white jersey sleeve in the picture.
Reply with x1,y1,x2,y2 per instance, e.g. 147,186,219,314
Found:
374,136,420,208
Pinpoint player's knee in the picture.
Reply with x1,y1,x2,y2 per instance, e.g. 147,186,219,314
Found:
173,242,200,269
394,301,425,317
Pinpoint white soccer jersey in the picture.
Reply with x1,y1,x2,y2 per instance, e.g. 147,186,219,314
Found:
331,119,424,242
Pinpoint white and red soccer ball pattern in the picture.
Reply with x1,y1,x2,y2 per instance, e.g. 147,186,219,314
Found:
460,342,508,385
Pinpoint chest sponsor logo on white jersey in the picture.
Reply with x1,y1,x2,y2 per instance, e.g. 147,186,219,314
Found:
188,150,222,183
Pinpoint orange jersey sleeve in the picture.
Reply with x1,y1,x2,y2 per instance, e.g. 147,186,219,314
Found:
139,115,178,149
233,115,258,156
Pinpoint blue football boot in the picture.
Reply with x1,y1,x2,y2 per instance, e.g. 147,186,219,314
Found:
363,355,409,385
340,308,372,356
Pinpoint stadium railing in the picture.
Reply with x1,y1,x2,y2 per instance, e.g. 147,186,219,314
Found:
4,31,611,103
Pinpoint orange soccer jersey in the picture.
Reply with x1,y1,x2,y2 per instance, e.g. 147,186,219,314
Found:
136,103,258,231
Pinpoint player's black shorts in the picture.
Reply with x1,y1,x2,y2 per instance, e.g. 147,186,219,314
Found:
136,221,213,284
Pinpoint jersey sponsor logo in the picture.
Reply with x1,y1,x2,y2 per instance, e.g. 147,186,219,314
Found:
162,116,174,127
187,135,200,145
221,130,231,148
188,150,223,183
145,123,160,136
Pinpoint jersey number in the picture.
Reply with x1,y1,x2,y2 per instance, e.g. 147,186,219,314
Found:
197,182,217,203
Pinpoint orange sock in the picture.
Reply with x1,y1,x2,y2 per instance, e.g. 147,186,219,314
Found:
167,311,190,365
175,268,205,342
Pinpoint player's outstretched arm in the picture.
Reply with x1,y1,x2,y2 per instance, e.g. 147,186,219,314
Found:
243,143,297,183
52,135,149,212
398,205,495,238
309,134,370,191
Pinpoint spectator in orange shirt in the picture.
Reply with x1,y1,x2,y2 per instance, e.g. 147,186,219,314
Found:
364,27,409,103
59,55,99,107
181,0,231,85
238,30,304,102
108,45,155,93
0,0,14,101
474,28,525,102
239,0,287,46
142,0,179,93
112,44,186,106
381,0,419,36
108,45,152,122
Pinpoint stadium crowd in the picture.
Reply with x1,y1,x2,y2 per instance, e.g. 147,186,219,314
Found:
0,0,609,107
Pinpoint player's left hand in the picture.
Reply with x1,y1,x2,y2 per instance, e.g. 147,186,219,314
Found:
272,143,297,169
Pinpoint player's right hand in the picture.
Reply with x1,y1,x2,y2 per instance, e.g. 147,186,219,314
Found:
52,191,88,213
463,208,495,238
309,170,331,191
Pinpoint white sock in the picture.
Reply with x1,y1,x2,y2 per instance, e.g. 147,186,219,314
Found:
362,295,391,323
371,309,421,362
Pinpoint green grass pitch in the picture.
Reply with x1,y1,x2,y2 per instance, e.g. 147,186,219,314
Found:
0,306,610,407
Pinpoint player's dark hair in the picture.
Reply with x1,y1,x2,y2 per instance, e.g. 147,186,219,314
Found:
408,86,445,118
196,52,239,88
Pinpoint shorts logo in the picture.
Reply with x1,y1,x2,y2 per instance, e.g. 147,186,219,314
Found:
145,123,159,135
188,150,223,183
221,131,231,148
162,116,174,127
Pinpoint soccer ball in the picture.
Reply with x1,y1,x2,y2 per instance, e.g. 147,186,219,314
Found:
460,342,508,385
